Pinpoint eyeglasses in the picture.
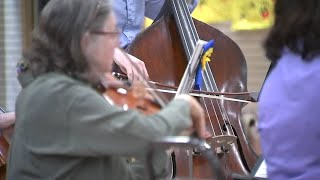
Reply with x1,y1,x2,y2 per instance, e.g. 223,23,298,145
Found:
90,30,120,40
90,30,120,36
90,30,120,43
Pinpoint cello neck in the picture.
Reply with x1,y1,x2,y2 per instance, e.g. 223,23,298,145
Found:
171,0,199,60
171,0,219,92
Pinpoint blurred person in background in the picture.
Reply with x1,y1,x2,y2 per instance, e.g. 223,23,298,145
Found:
259,0,320,179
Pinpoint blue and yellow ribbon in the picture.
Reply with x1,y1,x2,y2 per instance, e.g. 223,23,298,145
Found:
194,40,215,90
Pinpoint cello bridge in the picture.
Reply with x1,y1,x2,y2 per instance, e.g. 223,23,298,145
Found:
209,135,237,154
192,135,237,155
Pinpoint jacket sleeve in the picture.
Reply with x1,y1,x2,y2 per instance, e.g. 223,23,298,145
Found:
65,85,191,179
66,85,191,156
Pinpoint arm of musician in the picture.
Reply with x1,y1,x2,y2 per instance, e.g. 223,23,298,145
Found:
0,112,15,129
67,95,194,156
113,47,149,81
65,86,200,179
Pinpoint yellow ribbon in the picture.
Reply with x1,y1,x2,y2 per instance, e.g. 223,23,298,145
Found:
202,48,213,70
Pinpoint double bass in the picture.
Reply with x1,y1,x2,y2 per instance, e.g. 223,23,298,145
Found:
124,0,258,179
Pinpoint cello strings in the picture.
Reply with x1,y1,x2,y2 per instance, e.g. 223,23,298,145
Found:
178,0,236,136
173,0,222,135
181,0,227,135
177,0,224,135
201,98,217,136
181,0,236,136
181,0,199,40
180,0,199,46
172,3,207,177
171,0,193,58
181,0,237,136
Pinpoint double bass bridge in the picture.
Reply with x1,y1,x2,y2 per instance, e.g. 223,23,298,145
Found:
193,135,237,156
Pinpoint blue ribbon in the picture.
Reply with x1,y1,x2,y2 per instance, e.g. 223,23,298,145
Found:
194,40,215,90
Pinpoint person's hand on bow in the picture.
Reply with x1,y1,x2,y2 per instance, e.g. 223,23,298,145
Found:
113,47,149,81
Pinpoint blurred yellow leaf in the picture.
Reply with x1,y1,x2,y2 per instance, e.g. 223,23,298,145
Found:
144,17,153,28
144,0,275,31
191,0,232,24
231,0,274,31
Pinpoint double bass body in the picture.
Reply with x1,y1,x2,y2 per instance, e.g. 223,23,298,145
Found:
126,6,258,179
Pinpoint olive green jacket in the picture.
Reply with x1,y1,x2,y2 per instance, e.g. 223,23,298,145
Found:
7,72,191,180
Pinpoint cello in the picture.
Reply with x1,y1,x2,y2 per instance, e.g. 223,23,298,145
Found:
124,0,258,179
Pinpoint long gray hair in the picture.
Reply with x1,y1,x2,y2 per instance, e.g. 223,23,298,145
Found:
23,0,112,84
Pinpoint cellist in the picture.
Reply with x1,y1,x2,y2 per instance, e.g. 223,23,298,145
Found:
7,0,206,179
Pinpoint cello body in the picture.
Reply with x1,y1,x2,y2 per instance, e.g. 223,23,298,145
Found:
126,11,258,179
